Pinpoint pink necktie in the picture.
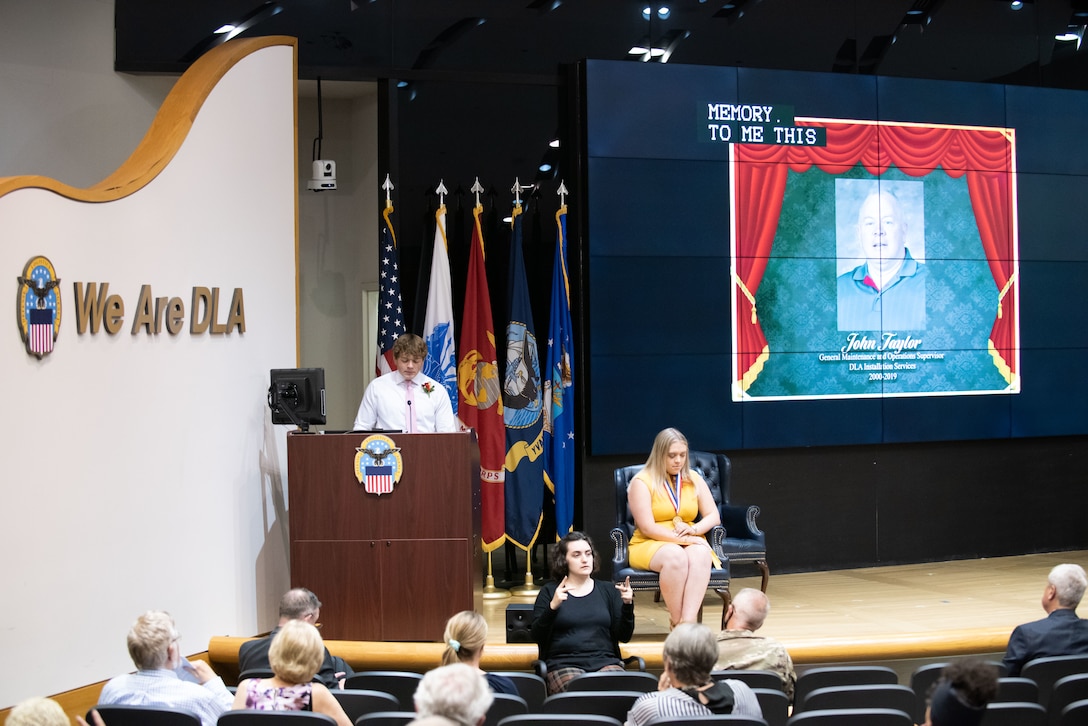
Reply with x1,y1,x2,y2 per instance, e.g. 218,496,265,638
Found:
405,380,416,433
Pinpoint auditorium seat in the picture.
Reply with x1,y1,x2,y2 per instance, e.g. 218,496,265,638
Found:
1048,674,1088,726
712,670,785,692
644,716,770,725
342,671,422,710
330,689,401,722
785,707,912,725
1057,698,1088,726
238,668,276,681
797,684,915,716
93,705,201,726
219,712,336,726
490,672,547,712
483,694,528,726
610,452,737,627
539,690,642,721
1021,655,1088,708
980,701,1045,726
792,666,898,712
352,713,414,726
751,687,788,726
497,716,622,726
993,676,1039,704
909,662,948,722
564,670,659,693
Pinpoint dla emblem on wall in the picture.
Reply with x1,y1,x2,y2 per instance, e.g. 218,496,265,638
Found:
17,256,62,359
354,434,403,496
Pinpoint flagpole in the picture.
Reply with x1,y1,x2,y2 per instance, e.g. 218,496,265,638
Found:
509,549,540,596
482,550,511,600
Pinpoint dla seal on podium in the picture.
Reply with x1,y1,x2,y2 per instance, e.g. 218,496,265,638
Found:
354,434,403,496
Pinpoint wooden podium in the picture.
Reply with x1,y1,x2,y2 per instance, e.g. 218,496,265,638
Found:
287,430,482,641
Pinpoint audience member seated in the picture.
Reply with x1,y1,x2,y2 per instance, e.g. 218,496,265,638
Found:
627,428,722,627
625,623,762,726
922,659,999,726
239,587,352,689
532,531,635,695
232,620,351,726
715,587,796,702
98,610,233,726
412,663,493,726
7,697,69,726
442,610,518,695
1002,563,1088,676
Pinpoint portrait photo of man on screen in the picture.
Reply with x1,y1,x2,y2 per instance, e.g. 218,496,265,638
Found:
836,180,927,331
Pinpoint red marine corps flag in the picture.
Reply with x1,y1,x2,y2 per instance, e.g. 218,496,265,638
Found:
458,179,506,558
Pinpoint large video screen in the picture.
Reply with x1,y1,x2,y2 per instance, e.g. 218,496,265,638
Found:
583,61,1088,454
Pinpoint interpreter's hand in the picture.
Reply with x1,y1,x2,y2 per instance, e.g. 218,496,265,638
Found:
550,576,571,610
185,659,217,685
615,576,633,604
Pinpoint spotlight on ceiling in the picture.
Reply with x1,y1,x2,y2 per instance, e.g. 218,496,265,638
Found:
658,6,671,19
1055,25,1084,49
642,5,652,20
628,37,651,55
1010,0,1023,9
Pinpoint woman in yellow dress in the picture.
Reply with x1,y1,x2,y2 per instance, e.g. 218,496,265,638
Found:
627,428,721,627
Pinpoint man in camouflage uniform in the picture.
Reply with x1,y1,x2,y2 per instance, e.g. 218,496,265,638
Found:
715,588,796,703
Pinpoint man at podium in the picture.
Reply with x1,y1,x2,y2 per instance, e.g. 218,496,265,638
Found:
353,333,455,433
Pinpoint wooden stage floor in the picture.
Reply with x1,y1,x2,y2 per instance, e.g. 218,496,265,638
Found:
479,550,1088,679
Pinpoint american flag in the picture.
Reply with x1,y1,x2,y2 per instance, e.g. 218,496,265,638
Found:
364,465,394,495
376,205,407,376
29,308,55,356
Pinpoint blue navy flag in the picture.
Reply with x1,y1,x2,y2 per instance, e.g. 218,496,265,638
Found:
544,206,575,539
503,208,544,551
376,205,407,375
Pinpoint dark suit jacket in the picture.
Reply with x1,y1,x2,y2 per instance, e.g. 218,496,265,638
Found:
1002,608,1088,676
237,626,348,689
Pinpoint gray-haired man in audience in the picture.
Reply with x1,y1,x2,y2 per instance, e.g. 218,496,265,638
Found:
715,588,796,702
1002,563,1088,676
238,587,352,688
98,611,233,726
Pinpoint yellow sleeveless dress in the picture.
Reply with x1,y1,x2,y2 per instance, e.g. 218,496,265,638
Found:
627,469,719,570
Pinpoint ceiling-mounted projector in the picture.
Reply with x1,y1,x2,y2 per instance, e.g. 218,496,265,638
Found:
307,160,337,191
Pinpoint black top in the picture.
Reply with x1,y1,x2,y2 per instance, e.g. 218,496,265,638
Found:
531,579,635,671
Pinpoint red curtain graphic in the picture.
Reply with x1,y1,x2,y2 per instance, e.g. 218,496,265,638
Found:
732,121,1017,391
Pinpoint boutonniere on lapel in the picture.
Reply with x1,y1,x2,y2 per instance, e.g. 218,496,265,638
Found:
421,382,436,396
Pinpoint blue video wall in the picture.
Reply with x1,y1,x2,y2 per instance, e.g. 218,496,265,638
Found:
584,60,1088,454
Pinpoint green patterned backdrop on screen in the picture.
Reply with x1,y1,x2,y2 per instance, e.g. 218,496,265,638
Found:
746,165,1009,398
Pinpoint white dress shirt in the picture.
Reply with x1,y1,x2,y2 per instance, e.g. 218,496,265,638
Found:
353,369,455,432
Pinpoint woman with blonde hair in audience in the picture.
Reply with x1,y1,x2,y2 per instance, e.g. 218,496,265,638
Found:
442,610,518,695
232,620,351,726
